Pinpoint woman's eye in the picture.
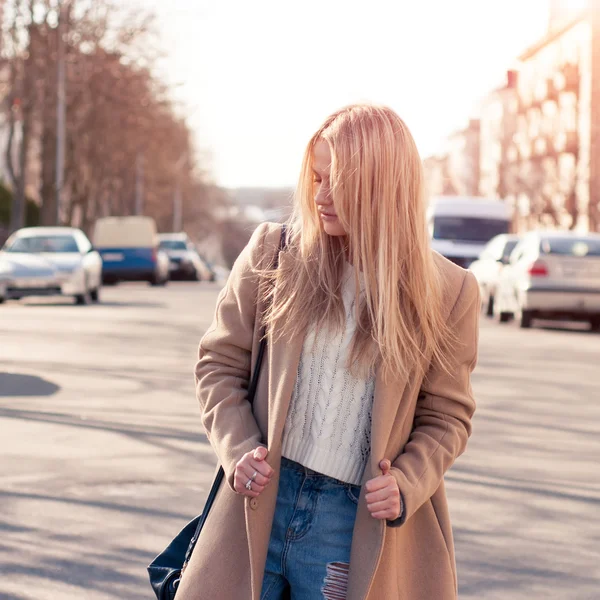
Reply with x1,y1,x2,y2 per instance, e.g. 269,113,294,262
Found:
314,177,322,184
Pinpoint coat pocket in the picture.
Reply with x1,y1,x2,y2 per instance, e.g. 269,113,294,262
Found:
429,497,451,559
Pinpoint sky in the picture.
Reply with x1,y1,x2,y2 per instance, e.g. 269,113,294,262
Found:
138,0,552,188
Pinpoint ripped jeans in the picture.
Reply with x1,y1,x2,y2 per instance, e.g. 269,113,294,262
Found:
260,457,361,600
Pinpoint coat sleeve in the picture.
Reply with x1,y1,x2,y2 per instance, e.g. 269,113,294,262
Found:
195,222,275,491
388,270,481,527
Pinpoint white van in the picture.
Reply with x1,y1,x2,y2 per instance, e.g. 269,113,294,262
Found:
93,216,169,285
427,196,512,268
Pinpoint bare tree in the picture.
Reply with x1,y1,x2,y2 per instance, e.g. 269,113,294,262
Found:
1,0,214,235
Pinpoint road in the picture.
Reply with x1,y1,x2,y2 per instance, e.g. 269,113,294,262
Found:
0,282,598,600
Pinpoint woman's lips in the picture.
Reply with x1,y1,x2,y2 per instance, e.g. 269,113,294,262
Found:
320,211,337,220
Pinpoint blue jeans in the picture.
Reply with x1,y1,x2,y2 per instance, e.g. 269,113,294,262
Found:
260,457,361,600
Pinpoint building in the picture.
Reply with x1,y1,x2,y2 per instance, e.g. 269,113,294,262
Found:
478,71,519,204
446,119,481,197
425,1,600,233
478,1,600,232
424,120,480,199
506,7,594,232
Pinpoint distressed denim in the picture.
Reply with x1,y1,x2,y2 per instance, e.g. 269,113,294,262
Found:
260,457,361,600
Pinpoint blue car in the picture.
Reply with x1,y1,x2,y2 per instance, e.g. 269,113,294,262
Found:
93,216,169,285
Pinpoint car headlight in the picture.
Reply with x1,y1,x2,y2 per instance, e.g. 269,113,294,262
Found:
0,263,14,276
64,266,84,281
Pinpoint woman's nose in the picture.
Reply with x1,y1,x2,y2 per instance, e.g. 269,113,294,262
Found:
315,188,331,207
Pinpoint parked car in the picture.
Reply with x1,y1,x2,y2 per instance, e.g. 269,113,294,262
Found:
197,253,217,282
427,196,512,268
494,231,600,330
158,233,209,281
1,227,102,304
93,216,169,286
0,253,60,303
469,234,521,316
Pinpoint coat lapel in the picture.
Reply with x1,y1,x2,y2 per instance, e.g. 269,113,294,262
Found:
266,251,305,451
363,368,410,483
349,370,410,599
246,252,305,599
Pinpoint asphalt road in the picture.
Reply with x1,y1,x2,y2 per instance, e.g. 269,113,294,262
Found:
0,282,598,600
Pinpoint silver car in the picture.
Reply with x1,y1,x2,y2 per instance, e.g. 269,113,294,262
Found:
2,226,103,304
494,231,600,330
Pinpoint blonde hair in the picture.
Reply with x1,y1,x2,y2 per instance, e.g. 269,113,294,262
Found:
263,104,454,382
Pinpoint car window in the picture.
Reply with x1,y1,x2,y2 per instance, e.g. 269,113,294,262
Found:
159,240,187,250
501,239,519,261
432,217,510,243
509,241,527,264
5,235,79,253
540,237,600,257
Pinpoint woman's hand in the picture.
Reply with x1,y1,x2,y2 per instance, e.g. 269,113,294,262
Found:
234,446,274,497
365,459,403,521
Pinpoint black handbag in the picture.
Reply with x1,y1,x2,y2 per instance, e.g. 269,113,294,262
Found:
148,225,287,600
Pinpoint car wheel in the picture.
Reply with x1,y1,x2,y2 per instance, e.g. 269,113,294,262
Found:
75,290,91,305
519,309,533,329
150,273,168,286
498,310,511,323
0,297,5,304
590,316,600,332
493,294,511,323
486,293,495,317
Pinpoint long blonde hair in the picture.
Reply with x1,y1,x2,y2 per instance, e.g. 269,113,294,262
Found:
263,104,454,382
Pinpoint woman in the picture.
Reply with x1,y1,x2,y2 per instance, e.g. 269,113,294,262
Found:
177,104,480,600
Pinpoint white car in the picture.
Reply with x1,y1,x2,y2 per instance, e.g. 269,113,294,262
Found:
1,227,103,304
494,231,600,330
469,234,521,317
159,233,211,281
0,253,62,304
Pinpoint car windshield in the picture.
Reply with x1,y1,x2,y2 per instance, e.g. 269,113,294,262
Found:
433,217,510,243
540,237,600,257
159,240,187,250
5,235,79,253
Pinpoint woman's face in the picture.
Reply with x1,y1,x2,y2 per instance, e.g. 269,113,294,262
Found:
313,140,347,237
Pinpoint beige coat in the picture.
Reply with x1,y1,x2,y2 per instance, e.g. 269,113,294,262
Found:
177,222,480,600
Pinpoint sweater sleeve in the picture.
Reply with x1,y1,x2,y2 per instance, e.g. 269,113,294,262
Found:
387,270,480,527
195,222,276,491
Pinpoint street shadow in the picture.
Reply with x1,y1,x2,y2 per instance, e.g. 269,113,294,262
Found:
0,516,201,600
454,525,600,598
0,373,60,397
0,489,192,521
534,321,596,335
482,316,596,335
0,359,195,397
448,465,600,508
0,406,210,457
20,300,168,309
0,519,38,535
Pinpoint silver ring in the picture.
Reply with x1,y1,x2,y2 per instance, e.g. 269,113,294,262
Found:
251,471,258,481
245,479,253,491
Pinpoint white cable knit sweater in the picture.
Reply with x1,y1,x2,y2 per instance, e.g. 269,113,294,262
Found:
281,266,376,485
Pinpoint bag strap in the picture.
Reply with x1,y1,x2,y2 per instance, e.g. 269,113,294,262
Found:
182,224,287,568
